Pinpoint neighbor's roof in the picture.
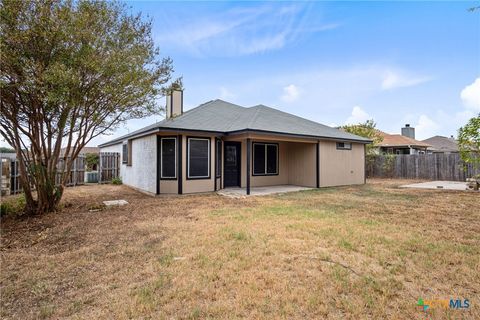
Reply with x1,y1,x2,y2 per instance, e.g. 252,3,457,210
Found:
99,99,371,147
60,146,100,156
422,135,458,152
376,131,431,148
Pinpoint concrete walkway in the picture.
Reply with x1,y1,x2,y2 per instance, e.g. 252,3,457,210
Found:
217,185,313,198
400,181,468,191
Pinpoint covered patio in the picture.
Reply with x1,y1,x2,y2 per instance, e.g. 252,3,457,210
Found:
217,185,314,198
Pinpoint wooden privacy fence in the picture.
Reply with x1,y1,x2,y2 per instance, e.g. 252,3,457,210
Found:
0,155,85,196
99,152,120,183
367,153,480,181
56,156,85,186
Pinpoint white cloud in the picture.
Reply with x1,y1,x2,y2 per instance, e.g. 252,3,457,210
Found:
281,84,300,102
156,3,340,57
414,114,440,140
460,78,480,111
345,106,371,125
381,70,431,90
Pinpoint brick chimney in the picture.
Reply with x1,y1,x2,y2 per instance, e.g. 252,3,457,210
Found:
166,89,183,119
401,124,415,139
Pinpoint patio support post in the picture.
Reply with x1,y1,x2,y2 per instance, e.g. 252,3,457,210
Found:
178,135,183,194
246,138,251,195
156,135,160,195
364,144,367,184
316,141,320,188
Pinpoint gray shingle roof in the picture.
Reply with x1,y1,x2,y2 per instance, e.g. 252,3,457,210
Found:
99,99,371,147
422,135,459,152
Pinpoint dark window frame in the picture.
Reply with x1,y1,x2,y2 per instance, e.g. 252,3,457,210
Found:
187,137,211,180
122,143,128,164
216,138,222,178
160,136,177,180
252,142,279,176
336,142,352,150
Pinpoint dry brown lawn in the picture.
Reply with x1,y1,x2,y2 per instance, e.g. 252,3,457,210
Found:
1,179,479,319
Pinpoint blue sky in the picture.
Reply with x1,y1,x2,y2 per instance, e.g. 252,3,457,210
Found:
104,0,478,144
3,1,479,148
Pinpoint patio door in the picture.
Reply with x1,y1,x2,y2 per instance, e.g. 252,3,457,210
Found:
224,142,241,187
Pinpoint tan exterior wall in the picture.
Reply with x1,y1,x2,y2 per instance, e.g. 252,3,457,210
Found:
107,131,365,195
286,142,317,187
159,180,178,194
250,141,289,187
319,141,365,187
157,132,222,194
182,134,217,194
223,134,317,188
158,133,178,194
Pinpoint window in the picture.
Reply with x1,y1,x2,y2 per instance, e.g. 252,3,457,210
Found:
122,143,128,164
336,142,352,150
161,137,176,179
216,139,222,178
122,140,133,165
253,142,278,175
188,138,210,179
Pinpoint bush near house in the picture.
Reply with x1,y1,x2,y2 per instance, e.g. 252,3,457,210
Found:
111,177,123,185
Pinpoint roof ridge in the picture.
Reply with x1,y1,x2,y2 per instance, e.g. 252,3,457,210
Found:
164,99,216,122
247,106,262,128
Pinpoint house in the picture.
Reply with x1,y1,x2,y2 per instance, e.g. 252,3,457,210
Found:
98,90,371,195
376,124,431,154
422,135,459,153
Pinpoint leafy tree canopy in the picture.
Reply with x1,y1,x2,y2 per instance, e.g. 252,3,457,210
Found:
0,0,176,214
0,147,15,153
342,120,383,155
458,114,480,169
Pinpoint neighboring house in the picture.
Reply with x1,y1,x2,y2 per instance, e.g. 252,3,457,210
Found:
98,90,371,195
422,135,459,153
60,146,100,157
376,124,431,155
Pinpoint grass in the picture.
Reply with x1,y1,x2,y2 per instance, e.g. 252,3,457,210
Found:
1,179,479,319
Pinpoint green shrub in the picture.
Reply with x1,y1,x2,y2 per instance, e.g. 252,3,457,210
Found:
0,194,26,218
111,177,122,185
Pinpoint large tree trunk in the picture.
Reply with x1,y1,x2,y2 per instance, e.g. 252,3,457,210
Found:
16,146,66,216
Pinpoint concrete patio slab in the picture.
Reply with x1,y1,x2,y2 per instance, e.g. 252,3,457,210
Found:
217,185,313,198
400,181,468,191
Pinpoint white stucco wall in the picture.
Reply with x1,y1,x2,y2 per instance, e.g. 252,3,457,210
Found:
99,134,157,194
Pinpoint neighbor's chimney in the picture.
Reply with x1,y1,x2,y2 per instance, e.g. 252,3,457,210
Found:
166,89,183,119
401,124,415,139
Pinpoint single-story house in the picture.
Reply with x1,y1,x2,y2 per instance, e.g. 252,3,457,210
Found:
376,125,431,155
98,90,371,195
422,135,459,154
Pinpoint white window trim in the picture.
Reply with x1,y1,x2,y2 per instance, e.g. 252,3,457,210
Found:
160,137,177,179
336,142,352,150
252,142,279,175
187,137,210,179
